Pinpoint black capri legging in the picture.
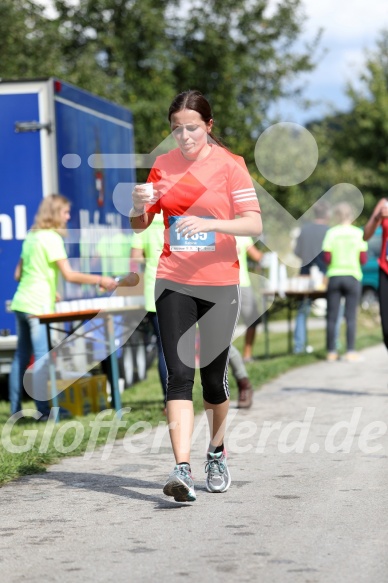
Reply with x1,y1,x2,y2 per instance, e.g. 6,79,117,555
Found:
155,279,240,405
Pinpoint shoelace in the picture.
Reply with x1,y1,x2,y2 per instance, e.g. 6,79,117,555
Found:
205,458,225,477
176,465,192,479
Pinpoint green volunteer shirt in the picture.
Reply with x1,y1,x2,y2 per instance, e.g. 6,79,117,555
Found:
95,232,132,276
11,230,67,315
131,215,164,312
322,224,368,281
235,236,254,288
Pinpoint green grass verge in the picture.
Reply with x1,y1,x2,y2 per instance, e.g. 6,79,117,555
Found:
0,311,382,486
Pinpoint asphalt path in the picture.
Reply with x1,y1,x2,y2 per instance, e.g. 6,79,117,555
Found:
1,344,388,583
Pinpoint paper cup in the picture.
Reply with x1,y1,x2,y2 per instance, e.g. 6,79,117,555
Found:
141,182,153,202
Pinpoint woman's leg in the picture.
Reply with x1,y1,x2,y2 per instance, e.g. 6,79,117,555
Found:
28,317,51,416
294,299,309,354
240,286,260,361
165,399,194,464
228,344,248,381
149,312,167,400
197,285,240,451
326,277,342,353
155,282,198,502
204,400,230,449
9,312,33,415
194,285,239,494
155,283,198,465
379,269,388,351
343,276,361,352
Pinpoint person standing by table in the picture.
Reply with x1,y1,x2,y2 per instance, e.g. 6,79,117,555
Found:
130,213,167,409
229,344,254,409
363,197,388,352
9,194,117,420
293,201,330,354
322,202,368,362
235,236,263,363
130,90,262,502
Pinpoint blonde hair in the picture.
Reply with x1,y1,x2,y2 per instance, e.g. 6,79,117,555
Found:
333,202,354,225
31,194,71,233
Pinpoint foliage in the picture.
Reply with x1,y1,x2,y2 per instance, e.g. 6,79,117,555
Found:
297,30,388,222
0,0,319,169
0,0,62,78
167,0,320,164
4,3,388,225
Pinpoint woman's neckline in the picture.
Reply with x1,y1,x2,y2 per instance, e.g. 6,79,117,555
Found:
179,144,215,163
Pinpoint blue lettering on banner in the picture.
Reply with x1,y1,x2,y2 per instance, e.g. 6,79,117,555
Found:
168,216,215,252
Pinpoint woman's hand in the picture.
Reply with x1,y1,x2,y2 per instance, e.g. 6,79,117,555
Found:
174,211,262,238
379,202,388,219
175,216,213,237
100,276,118,291
132,184,153,213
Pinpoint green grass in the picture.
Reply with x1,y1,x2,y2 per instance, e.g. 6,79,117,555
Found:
0,311,382,486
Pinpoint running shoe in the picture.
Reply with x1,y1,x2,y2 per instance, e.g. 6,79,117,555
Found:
342,351,364,362
163,463,196,502
205,450,231,493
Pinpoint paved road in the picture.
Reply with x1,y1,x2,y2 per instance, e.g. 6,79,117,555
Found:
235,316,326,338
1,344,388,583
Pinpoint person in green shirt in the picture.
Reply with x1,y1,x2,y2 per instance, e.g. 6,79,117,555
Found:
130,214,167,408
9,194,117,419
235,236,263,364
322,202,368,362
96,230,132,277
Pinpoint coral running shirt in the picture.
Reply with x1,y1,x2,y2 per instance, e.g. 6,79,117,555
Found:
379,217,388,275
145,145,261,286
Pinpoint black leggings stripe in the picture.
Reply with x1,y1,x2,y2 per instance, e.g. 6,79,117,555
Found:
222,284,242,399
155,280,240,404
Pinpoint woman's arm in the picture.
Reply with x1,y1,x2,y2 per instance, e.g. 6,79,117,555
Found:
129,210,155,232
129,184,156,232
130,248,144,260
14,259,23,281
175,211,262,239
364,198,387,241
247,244,263,263
56,258,117,291
323,251,332,265
129,247,145,272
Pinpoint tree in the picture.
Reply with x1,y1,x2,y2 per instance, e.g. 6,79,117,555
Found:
304,30,388,221
0,0,62,78
0,0,320,179
48,0,319,164
172,0,320,165
50,0,178,156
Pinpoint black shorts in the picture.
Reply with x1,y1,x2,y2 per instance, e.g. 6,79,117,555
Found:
155,279,240,404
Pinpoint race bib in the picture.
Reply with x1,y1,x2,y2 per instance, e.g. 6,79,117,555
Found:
168,216,215,252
